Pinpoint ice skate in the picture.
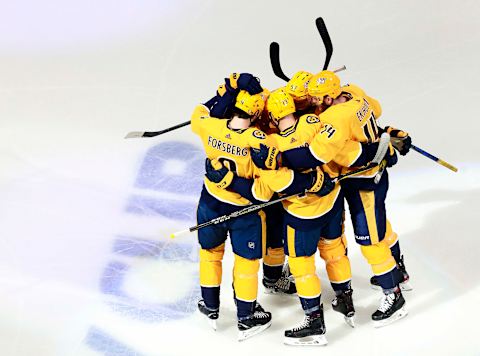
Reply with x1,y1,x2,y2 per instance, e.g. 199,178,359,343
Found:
237,305,272,341
372,289,408,327
284,305,327,346
370,256,412,291
263,263,297,295
331,289,356,327
197,299,219,330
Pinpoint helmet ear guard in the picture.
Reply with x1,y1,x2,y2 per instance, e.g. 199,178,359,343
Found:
266,89,296,126
307,70,341,104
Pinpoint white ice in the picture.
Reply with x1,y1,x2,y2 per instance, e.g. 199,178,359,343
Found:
1,0,480,355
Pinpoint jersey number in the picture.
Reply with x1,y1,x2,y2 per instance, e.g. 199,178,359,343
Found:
320,124,336,139
362,113,379,143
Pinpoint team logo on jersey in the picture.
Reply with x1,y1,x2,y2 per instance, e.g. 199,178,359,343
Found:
252,130,266,139
248,242,255,249
290,137,297,144
306,115,320,124
225,134,231,139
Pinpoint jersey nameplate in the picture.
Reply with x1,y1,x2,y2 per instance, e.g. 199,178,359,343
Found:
207,136,248,156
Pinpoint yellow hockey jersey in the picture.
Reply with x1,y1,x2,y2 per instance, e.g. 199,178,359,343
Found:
251,113,352,219
191,104,271,206
309,84,383,178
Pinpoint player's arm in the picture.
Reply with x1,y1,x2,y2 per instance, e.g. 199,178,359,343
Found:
190,104,212,135
205,159,334,202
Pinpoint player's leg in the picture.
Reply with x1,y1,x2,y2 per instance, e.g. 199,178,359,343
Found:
230,210,272,341
196,199,228,329
283,220,327,346
370,219,412,291
318,201,356,327
262,201,296,295
343,174,407,327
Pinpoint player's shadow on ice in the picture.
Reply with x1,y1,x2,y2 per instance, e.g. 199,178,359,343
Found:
324,187,480,342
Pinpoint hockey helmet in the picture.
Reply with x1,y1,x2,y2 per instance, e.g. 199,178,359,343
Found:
266,89,296,126
307,70,341,103
235,90,265,117
285,71,313,100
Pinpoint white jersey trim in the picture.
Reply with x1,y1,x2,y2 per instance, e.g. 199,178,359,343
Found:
309,145,327,164
204,182,250,207
276,170,295,193
282,187,341,219
252,181,270,203
348,141,363,166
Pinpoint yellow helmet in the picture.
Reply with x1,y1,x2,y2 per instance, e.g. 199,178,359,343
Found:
260,87,270,103
307,70,341,102
266,89,296,125
285,71,313,100
235,90,265,117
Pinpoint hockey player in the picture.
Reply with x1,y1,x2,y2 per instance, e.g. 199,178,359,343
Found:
286,70,412,292
191,86,273,341
210,79,297,296
251,71,409,327
205,89,387,344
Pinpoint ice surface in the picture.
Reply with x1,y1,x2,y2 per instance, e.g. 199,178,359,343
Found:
1,0,480,355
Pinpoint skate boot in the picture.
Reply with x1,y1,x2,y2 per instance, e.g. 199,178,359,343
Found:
331,289,356,327
197,299,219,330
237,305,272,341
372,288,408,327
263,263,297,295
284,305,327,346
370,255,412,291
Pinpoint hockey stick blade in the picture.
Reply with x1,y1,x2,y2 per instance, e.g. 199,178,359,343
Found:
124,120,191,139
125,131,146,139
316,17,333,70
372,132,391,164
270,42,291,82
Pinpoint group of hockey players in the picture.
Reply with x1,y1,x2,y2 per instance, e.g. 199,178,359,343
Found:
190,69,413,345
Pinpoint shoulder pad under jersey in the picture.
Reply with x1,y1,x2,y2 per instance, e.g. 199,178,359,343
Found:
341,83,366,98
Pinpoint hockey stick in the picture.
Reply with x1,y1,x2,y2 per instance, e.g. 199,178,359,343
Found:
269,17,335,82
316,17,333,70
125,66,348,139
169,162,379,238
125,120,190,139
170,134,390,238
411,145,458,172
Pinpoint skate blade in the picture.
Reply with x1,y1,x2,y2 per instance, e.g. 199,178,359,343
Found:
400,281,413,291
373,306,408,328
284,334,327,346
238,321,271,341
198,310,217,331
263,288,297,297
344,314,355,328
208,318,217,331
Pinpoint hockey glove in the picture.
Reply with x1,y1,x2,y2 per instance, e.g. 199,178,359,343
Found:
385,126,412,156
250,144,282,170
307,169,335,197
236,73,263,94
209,83,238,118
385,143,398,168
205,158,234,189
